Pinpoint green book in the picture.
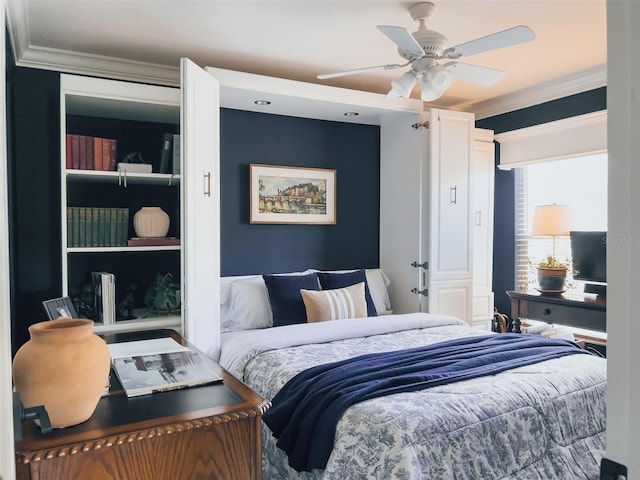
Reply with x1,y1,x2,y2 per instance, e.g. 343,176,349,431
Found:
109,208,118,247
91,208,100,247
78,208,87,248
121,208,130,246
71,207,79,248
67,207,74,247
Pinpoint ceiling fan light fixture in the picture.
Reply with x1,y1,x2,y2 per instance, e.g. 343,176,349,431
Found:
391,70,418,97
426,65,453,90
420,81,442,102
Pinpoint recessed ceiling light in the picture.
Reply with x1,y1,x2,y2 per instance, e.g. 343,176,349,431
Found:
254,100,271,106
344,111,359,116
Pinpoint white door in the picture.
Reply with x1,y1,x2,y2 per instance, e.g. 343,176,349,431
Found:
180,58,220,359
472,130,495,325
605,1,639,475
379,111,424,314
428,108,474,281
427,109,474,324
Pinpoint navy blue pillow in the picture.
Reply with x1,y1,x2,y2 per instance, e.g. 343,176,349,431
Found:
316,270,377,317
263,273,320,327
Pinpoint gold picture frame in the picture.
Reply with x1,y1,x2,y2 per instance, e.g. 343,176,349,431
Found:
250,164,336,224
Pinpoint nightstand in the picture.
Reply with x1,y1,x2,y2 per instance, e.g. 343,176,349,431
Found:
14,329,270,480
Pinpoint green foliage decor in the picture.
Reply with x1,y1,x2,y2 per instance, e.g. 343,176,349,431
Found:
536,254,569,269
144,273,181,316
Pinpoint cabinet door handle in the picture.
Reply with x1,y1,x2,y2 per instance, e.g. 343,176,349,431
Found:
204,172,211,197
450,186,457,204
475,210,482,227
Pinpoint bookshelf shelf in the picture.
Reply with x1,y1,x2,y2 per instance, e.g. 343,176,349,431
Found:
66,169,181,186
67,246,181,253
93,314,181,334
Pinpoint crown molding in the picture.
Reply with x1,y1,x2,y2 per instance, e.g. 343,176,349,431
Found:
5,1,179,86
471,64,607,120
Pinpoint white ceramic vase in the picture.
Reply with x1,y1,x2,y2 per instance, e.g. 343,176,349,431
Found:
133,207,170,238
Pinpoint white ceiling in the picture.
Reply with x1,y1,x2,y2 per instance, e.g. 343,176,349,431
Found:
6,0,607,118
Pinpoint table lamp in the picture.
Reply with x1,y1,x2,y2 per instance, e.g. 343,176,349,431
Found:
532,204,573,292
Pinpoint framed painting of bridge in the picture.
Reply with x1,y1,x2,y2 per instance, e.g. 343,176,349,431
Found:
250,164,336,224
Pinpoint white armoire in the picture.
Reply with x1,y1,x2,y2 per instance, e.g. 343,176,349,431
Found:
380,108,494,327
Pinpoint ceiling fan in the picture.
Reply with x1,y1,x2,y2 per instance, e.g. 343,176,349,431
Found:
317,2,535,101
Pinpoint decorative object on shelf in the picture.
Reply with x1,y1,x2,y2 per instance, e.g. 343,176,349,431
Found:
117,284,138,321
250,164,336,225
70,282,95,320
144,272,181,316
531,204,573,293
118,152,152,174
133,206,170,238
41,296,78,320
12,317,111,428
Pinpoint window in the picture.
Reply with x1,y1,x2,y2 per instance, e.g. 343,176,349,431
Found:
515,153,608,290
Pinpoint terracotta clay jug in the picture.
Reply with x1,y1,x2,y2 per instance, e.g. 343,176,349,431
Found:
12,317,111,428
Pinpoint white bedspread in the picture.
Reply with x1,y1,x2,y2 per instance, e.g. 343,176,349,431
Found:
219,313,606,480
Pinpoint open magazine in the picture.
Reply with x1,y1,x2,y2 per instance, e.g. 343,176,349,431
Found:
108,337,222,397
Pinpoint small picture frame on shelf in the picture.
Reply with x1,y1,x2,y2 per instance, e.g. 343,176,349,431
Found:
42,296,79,320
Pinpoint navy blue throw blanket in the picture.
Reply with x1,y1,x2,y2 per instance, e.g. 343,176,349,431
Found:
262,333,589,472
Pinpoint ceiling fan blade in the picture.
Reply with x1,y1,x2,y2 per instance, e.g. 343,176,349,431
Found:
317,64,401,80
446,62,506,86
445,25,535,59
377,25,425,58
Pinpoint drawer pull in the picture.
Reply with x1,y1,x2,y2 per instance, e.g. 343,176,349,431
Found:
543,308,551,315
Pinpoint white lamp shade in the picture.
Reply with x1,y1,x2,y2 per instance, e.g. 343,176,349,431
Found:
427,65,453,91
391,71,418,98
532,204,573,236
421,82,441,101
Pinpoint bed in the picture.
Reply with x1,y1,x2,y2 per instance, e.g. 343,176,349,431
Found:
218,269,606,480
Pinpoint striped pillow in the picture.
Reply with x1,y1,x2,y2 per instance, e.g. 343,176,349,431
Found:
300,282,368,323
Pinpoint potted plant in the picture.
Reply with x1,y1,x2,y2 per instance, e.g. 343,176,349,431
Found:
536,254,570,292
144,273,181,316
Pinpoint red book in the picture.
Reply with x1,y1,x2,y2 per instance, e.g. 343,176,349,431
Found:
93,137,103,171
65,134,72,169
110,139,117,171
86,136,94,170
78,135,87,169
71,134,80,169
102,137,111,171
127,237,180,247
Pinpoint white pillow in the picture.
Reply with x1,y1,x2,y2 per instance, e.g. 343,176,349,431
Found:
365,269,393,315
220,270,317,332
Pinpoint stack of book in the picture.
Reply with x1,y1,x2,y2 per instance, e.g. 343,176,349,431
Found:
92,271,115,325
65,134,118,171
67,207,129,247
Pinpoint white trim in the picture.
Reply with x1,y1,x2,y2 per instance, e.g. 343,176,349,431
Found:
1,2,17,477
473,64,607,120
495,110,607,170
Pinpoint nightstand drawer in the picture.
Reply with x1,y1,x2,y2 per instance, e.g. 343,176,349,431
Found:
526,301,605,331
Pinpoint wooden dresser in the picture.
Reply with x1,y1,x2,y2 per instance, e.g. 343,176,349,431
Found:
14,330,270,480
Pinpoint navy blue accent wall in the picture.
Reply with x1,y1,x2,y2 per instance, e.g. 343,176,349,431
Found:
477,87,607,316
7,64,61,353
220,109,380,276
